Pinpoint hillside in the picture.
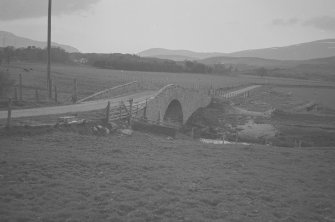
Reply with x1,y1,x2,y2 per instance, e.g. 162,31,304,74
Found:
200,55,335,81
291,56,335,77
140,39,335,61
229,39,335,60
299,55,335,65
199,55,335,69
138,48,226,60
199,56,295,69
0,31,79,53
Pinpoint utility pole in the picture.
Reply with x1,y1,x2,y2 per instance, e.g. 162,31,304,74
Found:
47,0,52,99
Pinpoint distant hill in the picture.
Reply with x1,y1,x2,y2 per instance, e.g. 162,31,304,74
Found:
138,48,226,61
200,53,335,76
0,31,79,53
292,56,335,76
139,39,335,61
298,55,335,66
199,56,295,69
200,54,335,69
229,39,335,60
236,56,335,81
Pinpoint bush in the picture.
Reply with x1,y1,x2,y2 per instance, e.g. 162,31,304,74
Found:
0,69,15,97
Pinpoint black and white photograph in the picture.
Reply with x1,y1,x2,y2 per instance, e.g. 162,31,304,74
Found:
0,0,335,221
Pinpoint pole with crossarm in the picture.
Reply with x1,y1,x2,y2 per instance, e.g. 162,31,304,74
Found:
47,0,52,99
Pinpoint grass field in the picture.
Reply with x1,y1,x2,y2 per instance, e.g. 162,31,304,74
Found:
272,86,335,109
3,62,335,106
1,62,335,221
1,131,334,222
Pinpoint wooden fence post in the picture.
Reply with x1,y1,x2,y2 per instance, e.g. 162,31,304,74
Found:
119,101,122,119
19,74,22,101
105,101,110,124
6,98,12,129
143,99,148,119
14,87,18,101
72,78,77,103
54,85,58,103
49,79,53,99
128,98,133,125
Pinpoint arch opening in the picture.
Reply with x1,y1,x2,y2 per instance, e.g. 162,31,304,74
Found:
163,99,183,127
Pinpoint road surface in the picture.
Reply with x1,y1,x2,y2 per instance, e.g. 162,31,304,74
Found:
0,85,261,120
0,91,156,120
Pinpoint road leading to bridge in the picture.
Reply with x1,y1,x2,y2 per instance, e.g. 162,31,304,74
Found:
0,85,262,120
0,91,156,120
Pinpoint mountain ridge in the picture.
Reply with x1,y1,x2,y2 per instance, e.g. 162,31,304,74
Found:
139,39,335,61
138,48,226,61
0,31,79,53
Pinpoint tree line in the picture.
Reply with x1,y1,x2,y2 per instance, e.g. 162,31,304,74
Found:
0,46,234,75
0,46,71,64
76,53,234,75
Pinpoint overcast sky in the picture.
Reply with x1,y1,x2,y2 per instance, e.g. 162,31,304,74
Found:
1,0,335,53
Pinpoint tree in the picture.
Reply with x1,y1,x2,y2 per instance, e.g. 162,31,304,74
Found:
0,69,15,97
228,65,233,73
258,67,267,78
3,46,15,64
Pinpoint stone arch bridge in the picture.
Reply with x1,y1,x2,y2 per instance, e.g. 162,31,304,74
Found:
138,84,211,127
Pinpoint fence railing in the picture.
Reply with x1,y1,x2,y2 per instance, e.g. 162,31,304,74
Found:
209,88,250,99
105,98,146,122
77,81,138,103
209,85,261,99
104,98,179,129
108,101,146,121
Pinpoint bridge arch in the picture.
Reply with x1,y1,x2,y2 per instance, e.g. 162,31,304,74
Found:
163,99,183,127
140,84,211,126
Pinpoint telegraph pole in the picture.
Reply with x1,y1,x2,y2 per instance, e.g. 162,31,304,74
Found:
47,0,52,99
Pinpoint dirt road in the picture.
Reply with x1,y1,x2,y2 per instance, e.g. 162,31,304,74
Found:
0,91,156,120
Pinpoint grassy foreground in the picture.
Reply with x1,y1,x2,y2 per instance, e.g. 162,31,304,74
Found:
1,131,334,222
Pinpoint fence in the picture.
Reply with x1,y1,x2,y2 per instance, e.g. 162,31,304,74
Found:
105,99,145,122
104,98,180,129
209,88,251,99
77,81,139,103
4,74,76,104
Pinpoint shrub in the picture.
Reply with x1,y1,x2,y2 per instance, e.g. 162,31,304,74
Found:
0,69,15,97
